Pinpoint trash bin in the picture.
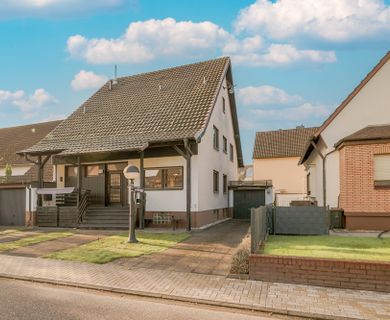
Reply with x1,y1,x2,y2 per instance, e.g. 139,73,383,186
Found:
330,208,344,229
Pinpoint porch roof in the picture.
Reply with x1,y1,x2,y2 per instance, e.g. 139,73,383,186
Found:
18,57,243,165
335,124,390,148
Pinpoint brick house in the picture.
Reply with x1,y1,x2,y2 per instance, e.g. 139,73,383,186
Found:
336,125,390,230
300,51,390,230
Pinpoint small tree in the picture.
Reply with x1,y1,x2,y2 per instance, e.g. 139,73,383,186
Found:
5,163,12,177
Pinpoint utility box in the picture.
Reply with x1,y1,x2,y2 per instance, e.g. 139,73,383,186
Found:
330,208,344,229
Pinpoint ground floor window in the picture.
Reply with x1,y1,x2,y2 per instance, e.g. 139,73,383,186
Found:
223,174,227,194
374,154,390,186
145,166,183,190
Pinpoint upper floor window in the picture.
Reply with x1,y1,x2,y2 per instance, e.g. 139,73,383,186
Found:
213,170,219,193
229,143,234,162
222,97,226,114
374,154,390,187
145,166,183,190
223,174,228,194
213,126,219,151
223,136,227,154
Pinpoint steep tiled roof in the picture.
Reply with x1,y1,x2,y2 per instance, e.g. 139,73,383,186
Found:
335,124,390,148
22,57,233,156
299,51,390,164
253,127,318,159
0,120,61,184
0,120,62,165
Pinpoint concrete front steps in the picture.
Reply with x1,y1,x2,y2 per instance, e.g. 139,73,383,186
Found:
79,206,130,229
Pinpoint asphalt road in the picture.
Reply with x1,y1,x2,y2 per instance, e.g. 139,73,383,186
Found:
0,279,285,320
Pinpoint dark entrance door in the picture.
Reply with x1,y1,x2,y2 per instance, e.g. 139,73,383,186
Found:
233,189,265,219
108,172,122,205
106,162,128,207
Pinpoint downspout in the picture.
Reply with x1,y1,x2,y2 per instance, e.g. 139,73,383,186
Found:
27,184,32,226
310,141,337,208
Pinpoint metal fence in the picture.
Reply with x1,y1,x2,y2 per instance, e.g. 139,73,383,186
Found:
271,206,329,235
250,206,269,253
250,205,330,253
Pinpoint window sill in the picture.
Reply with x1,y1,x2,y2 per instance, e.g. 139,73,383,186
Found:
374,180,390,188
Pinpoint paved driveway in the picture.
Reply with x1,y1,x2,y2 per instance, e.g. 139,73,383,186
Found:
113,219,250,276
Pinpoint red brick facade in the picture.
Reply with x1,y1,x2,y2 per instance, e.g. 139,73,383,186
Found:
249,254,390,292
339,142,390,230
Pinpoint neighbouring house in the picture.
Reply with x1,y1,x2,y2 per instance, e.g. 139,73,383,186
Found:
299,51,390,230
253,126,318,206
18,57,243,229
0,120,61,226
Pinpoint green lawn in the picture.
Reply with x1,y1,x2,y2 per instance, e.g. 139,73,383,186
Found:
263,235,390,262
0,228,27,235
46,232,190,264
0,232,73,251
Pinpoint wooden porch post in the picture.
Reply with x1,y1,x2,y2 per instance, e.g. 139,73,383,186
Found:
173,140,192,231
140,150,145,229
37,155,43,206
77,156,81,207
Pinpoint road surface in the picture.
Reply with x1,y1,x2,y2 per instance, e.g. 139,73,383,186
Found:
0,279,290,320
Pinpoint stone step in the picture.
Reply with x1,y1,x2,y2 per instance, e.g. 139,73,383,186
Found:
79,224,129,230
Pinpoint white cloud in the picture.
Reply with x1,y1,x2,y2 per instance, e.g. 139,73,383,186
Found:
0,0,127,18
67,18,336,67
0,90,25,103
12,88,57,113
4,89,57,113
227,43,336,67
251,102,331,121
238,85,303,106
235,0,390,42
71,70,108,91
67,18,230,64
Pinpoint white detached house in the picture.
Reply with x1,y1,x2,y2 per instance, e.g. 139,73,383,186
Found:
19,57,244,229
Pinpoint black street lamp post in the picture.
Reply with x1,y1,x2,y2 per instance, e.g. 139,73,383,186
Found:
123,165,140,243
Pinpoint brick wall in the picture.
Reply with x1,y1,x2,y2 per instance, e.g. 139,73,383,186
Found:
339,142,390,229
249,254,390,292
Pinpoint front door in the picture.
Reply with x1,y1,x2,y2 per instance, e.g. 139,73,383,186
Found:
108,172,122,205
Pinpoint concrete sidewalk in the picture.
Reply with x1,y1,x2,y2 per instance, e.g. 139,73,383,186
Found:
0,254,389,320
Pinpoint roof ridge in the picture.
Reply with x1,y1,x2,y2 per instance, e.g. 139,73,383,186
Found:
115,56,230,82
314,50,390,137
0,119,63,131
256,126,318,135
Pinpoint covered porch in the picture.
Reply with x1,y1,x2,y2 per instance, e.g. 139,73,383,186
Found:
19,140,197,230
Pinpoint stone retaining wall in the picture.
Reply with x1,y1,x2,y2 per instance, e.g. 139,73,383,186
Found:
249,254,390,292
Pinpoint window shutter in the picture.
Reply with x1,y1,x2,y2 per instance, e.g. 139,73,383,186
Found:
374,154,390,180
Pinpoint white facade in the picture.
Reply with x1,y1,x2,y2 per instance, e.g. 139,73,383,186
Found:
304,56,390,207
197,77,238,211
55,75,239,214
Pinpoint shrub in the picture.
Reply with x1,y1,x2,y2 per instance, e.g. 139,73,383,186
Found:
230,234,250,274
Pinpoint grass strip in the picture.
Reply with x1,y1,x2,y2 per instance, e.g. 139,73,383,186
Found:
47,232,190,264
263,235,390,262
0,232,73,251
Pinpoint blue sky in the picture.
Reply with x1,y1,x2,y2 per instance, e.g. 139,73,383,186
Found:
0,0,389,163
